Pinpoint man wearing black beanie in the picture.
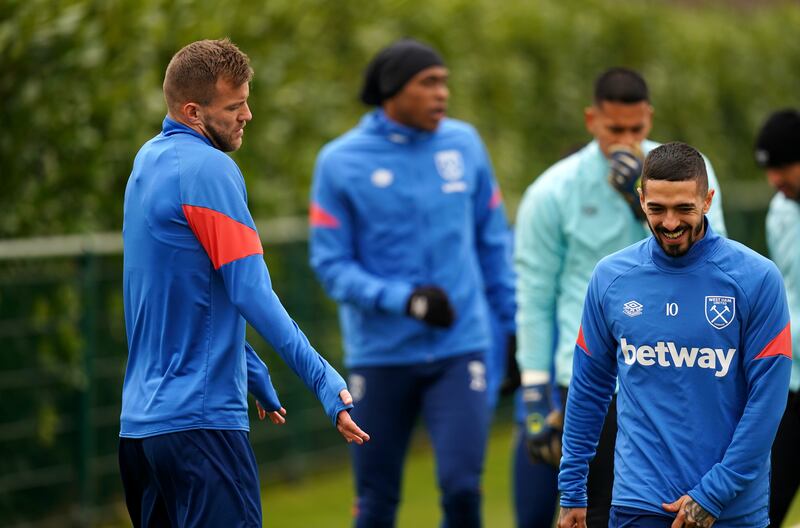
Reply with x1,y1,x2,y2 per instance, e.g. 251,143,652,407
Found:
359,38,444,107
309,39,517,527
756,109,800,201
756,108,800,527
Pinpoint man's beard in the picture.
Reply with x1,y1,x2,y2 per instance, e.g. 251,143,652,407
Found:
784,188,800,204
648,220,704,257
205,120,237,152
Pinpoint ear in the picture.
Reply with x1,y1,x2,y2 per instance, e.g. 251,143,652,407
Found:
642,104,655,138
702,188,715,214
181,102,203,126
584,106,596,135
638,186,646,211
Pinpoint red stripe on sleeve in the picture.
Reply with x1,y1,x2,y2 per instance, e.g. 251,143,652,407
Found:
488,188,503,210
576,325,591,356
309,203,341,228
754,322,792,360
182,205,263,270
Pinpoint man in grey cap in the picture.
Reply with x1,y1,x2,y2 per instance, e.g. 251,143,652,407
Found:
308,38,516,527
755,109,800,527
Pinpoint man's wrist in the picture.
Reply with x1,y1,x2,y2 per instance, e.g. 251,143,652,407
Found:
377,282,414,314
522,369,550,386
687,490,721,520
559,497,588,509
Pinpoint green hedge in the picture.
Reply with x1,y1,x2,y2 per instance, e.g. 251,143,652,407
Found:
2,0,799,238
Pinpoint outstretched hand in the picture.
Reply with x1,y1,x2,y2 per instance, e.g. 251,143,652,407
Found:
336,389,370,445
663,495,716,528
256,400,287,425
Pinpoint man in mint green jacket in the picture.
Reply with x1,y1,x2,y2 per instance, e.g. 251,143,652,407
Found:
757,108,800,527
513,68,726,528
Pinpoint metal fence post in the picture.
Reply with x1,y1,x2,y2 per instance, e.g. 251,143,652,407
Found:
77,251,98,526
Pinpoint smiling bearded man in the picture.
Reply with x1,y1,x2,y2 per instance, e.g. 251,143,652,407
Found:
557,142,791,528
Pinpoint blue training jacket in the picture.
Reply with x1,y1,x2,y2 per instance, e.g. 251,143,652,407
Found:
560,220,792,527
121,117,350,438
309,110,516,368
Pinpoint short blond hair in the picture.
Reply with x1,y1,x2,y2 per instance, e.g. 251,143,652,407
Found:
163,38,253,112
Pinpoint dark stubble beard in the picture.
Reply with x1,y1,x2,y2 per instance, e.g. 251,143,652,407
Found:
205,120,237,153
648,220,704,257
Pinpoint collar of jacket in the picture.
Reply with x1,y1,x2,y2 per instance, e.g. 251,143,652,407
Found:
161,115,214,147
361,108,436,144
648,216,722,271
580,140,611,183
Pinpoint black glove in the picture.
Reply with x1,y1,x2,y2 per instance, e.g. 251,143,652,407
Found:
405,286,455,328
522,383,564,467
608,144,646,221
499,334,521,396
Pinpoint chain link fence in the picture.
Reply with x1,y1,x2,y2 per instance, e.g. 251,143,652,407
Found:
0,217,352,527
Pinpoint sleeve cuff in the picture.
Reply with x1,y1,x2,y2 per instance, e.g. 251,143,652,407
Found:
522,370,551,385
559,494,588,508
377,282,414,315
516,339,554,373
322,360,351,425
250,368,282,412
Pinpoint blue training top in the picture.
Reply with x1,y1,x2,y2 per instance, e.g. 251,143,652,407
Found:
120,117,350,438
309,109,516,368
559,220,792,527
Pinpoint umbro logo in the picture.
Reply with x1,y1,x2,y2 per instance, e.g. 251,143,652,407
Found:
623,300,643,317
371,169,393,188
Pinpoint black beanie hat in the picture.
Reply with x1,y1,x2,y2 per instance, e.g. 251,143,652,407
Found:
755,109,800,168
360,38,444,106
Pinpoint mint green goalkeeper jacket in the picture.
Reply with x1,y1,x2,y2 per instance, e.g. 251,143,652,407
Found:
766,192,800,392
515,139,726,388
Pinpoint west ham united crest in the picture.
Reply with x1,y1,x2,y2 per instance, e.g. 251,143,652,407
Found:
434,150,464,181
705,296,735,330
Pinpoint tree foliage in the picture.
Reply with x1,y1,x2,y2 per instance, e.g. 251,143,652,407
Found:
1,0,799,238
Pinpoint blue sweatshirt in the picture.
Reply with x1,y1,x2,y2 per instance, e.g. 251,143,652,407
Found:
560,221,791,527
120,117,350,438
309,110,515,367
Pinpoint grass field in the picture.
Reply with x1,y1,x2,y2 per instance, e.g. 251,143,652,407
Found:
262,420,800,528
262,421,517,527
